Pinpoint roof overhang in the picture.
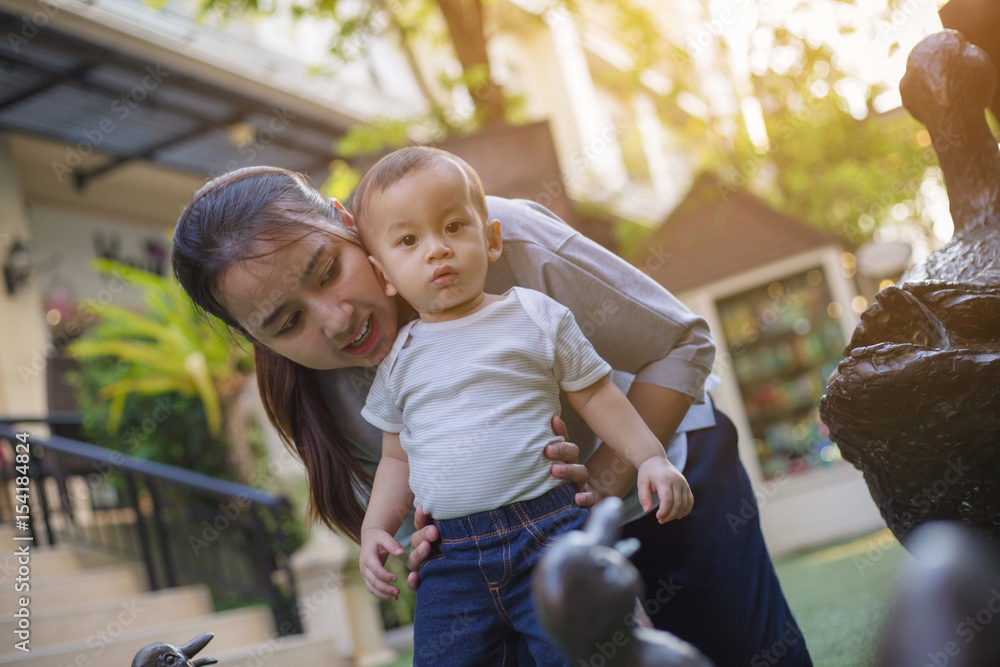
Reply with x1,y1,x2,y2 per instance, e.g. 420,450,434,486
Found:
0,2,376,188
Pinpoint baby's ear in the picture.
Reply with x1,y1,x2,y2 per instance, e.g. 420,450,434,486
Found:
486,219,502,262
368,255,398,297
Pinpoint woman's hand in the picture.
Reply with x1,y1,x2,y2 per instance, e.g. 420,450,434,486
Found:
404,505,439,592
547,415,597,510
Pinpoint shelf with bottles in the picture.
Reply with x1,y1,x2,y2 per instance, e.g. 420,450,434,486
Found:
717,267,849,480
730,323,844,387
741,361,839,425
753,408,842,480
718,268,838,348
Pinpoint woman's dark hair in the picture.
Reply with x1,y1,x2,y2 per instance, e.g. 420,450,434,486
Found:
172,166,373,541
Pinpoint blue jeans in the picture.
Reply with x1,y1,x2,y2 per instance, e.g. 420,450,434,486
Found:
412,484,587,667
622,406,812,667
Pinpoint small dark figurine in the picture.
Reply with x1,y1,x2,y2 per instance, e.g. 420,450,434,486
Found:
131,632,218,667
532,498,713,667
876,521,1000,667
819,29,1000,546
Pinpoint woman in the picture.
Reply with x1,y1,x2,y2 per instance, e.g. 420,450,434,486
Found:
172,165,812,666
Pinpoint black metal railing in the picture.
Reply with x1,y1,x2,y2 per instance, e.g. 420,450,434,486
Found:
0,418,302,635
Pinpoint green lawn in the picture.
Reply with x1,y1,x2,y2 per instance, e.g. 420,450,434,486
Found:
775,528,910,666
378,529,909,667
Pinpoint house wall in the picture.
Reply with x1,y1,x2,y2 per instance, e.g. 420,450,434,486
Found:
0,134,50,415
679,245,887,556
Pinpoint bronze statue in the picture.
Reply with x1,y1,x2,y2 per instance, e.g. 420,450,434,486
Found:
131,632,217,667
819,29,1000,545
532,498,713,667
876,521,1000,667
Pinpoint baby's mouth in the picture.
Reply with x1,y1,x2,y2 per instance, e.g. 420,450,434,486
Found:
432,266,457,286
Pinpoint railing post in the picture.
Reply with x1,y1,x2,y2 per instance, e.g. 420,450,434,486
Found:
270,499,303,634
30,444,56,546
248,507,293,635
125,472,159,590
146,476,178,588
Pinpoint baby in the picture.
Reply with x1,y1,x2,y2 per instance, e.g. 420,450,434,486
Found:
354,146,693,666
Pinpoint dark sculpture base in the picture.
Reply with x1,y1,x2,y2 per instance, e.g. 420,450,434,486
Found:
820,29,1000,546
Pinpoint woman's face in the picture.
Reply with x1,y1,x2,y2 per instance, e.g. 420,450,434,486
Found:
217,216,398,370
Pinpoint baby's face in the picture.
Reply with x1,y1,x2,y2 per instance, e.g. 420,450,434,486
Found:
362,159,501,320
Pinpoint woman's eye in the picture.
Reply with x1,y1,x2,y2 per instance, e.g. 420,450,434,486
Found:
445,221,463,233
321,260,338,284
399,235,417,247
278,312,300,334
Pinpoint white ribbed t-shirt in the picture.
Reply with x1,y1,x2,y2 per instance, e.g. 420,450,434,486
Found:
361,287,612,520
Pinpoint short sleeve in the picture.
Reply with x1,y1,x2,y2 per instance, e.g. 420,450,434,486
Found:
553,307,613,391
360,361,404,433
516,288,611,392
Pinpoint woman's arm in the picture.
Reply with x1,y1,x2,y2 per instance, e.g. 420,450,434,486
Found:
485,196,715,497
486,196,715,401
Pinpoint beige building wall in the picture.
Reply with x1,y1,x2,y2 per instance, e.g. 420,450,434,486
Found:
0,134,50,415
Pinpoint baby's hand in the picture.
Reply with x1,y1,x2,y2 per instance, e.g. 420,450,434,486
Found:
636,456,694,524
360,528,406,600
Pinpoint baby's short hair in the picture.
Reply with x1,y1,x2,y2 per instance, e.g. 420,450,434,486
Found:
350,146,488,237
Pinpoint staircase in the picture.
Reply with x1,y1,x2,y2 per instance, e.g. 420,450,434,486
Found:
0,526,346,667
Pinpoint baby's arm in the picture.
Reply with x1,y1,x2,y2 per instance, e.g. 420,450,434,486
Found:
566,376,693,524
360,431,415,600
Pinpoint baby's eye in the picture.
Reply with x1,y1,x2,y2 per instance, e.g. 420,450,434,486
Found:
399,235,417,247
278,312,300,335
445,221,464,233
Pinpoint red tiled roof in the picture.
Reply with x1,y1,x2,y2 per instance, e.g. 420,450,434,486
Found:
636,173,840,293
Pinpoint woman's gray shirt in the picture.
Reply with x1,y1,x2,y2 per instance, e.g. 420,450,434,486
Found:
316,196,717,538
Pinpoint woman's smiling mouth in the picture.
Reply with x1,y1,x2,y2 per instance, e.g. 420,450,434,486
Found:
344,314,377,354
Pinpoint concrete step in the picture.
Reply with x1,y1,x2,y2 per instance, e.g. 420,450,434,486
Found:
0,605,275,667
213,633,345,667
0,562,146,614
0,584,213,648
0,546,82,583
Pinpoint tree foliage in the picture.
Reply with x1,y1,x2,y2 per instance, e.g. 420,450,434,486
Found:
193,0,946,245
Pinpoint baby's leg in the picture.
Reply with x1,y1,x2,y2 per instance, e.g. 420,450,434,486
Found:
412,540,518,667
502,492,590,667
